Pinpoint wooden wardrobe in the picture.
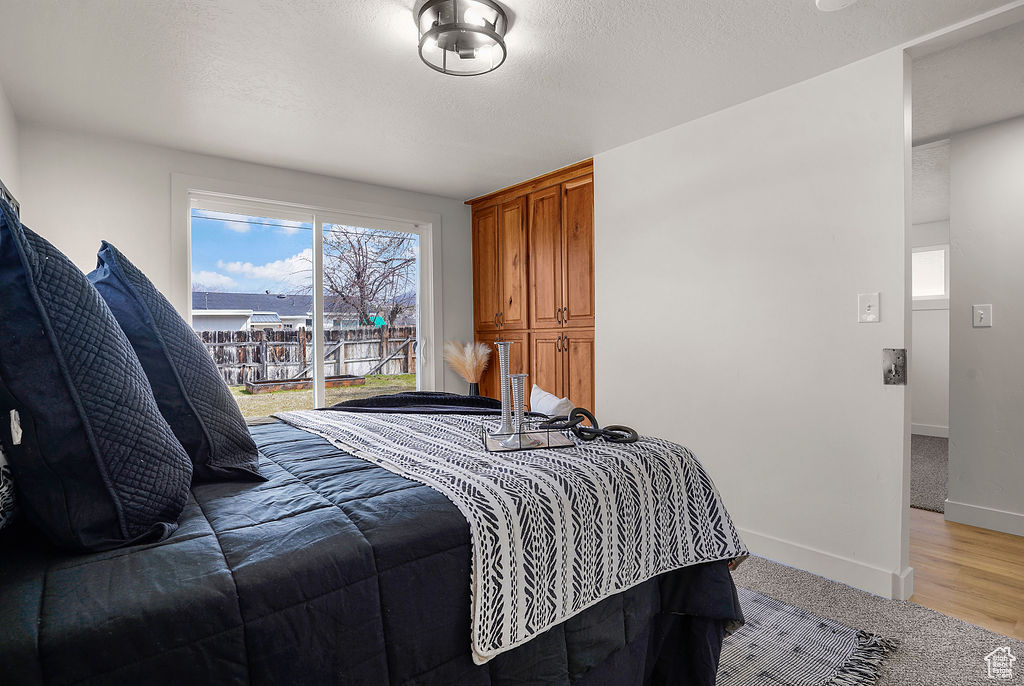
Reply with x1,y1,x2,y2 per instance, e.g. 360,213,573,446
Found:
467,160,595,411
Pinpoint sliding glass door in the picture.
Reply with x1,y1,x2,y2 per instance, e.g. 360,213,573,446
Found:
190,205,316,418
188,196,421,419
317,214,421,407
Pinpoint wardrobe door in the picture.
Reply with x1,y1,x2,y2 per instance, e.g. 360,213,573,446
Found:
504,331,529,378
529,331,564,401
498,198,528,331
476,331,528,401
562,329,595,412
562,175,595,329
528,186,563,330
475,331,499,400
473,206,501,332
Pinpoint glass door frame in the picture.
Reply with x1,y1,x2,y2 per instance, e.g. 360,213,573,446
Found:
174,175,443,408
314,211,424,408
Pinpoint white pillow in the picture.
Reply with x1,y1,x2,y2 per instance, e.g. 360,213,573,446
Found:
530,384,575,417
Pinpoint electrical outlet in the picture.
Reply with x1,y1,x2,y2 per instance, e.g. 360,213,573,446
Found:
973,304,993,328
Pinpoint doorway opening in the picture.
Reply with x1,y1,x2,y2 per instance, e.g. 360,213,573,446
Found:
907,12,1024,640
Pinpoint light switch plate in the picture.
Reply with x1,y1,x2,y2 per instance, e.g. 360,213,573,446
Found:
973,304,993,328
858,293,880,323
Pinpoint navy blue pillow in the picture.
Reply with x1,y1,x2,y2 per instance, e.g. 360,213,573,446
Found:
0,203,192,551
89,242,262,482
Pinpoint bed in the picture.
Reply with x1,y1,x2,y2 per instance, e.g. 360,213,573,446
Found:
0,400,744,685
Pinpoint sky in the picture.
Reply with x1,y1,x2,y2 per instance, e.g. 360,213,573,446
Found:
190,209,419,297
191,209,315,294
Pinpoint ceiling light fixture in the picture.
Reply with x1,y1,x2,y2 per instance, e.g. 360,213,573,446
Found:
815,0,860,11
417,0,508,76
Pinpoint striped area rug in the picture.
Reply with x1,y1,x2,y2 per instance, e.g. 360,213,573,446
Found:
719,587,898,686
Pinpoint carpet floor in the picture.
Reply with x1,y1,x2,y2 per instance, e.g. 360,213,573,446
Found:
911,434,947,513
733,556,1024,685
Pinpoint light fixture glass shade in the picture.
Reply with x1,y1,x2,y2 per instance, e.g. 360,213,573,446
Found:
417,0,508,76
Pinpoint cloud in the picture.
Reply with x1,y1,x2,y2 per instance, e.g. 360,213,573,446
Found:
191,270,237,289
276,220,305,236
193,209,311,235
220,220,251,233
218,248,313,288
192,210,252,233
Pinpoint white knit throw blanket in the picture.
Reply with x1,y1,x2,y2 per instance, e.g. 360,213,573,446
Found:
274,410,747,664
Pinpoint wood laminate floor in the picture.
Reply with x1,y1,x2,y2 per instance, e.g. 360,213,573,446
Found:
909,507,1024,640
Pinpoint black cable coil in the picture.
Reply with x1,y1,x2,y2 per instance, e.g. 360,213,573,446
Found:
538,408,639,444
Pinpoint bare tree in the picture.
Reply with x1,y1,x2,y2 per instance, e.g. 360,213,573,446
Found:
321,226,417,327
191,280,230,293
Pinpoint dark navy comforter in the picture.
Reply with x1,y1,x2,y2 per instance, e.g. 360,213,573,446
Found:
0,420,742,685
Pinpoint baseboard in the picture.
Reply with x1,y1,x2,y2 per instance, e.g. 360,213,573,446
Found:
737,527,913,600
911,423,948,438
892,565,914,601
945,499,1024,537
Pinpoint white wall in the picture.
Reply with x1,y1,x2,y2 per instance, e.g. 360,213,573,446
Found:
909,141,951,436
17,125,472,392
910,308,949,436
192,314,250,332
595,50,912,598
910,218,950,437
0,81,18,198
947,115,1024,536
911,219,949,248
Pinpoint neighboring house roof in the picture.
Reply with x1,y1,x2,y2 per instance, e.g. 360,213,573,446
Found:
249,312,283,324
191,291,352,315
191,292,416,327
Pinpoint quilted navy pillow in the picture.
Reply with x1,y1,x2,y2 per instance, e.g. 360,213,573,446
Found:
88,242,262,482
0,204,192,551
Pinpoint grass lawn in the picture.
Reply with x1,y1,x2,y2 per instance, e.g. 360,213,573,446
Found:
230,374,417,419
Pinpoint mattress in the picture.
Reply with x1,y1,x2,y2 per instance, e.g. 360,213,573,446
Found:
0,420,742,685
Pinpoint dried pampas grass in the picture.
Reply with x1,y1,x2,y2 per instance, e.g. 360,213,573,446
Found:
443,341,491,383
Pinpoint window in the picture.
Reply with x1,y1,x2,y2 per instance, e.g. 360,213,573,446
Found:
188,198,422,419
912,245,949,309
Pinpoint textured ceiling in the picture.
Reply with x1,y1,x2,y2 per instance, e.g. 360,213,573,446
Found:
913,19,1024,145
0,0,1012,199
912,141,950,225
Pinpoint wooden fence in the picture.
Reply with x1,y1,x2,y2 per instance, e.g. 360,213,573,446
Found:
198,326,417,386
